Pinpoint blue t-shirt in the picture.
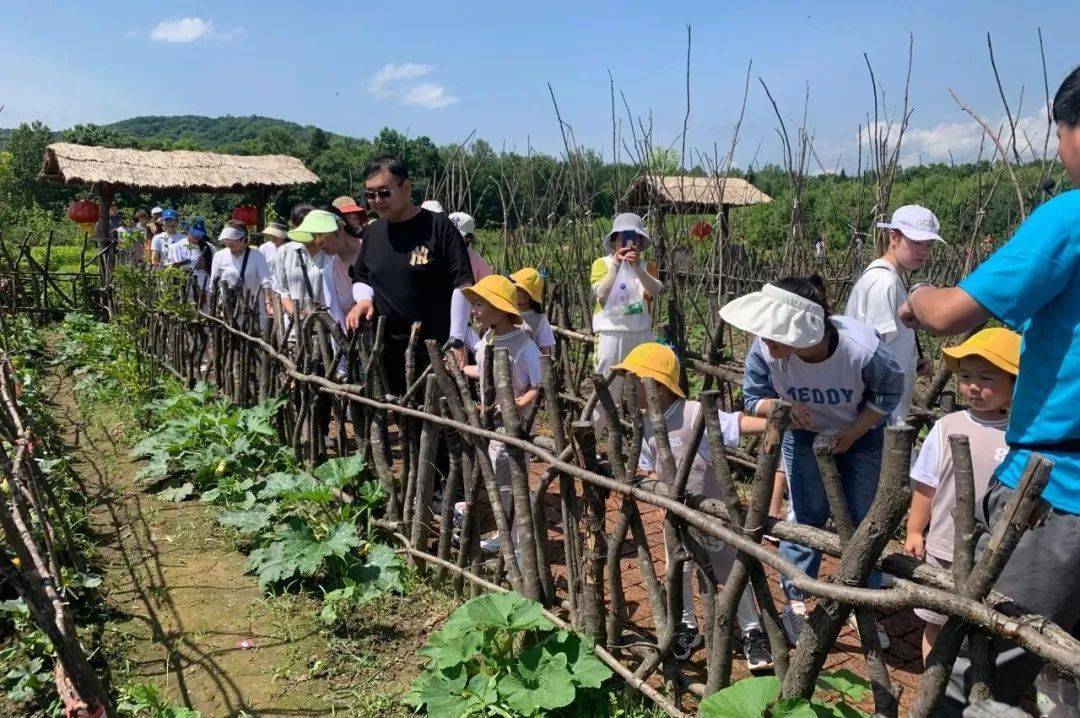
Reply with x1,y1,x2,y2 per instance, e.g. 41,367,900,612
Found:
959,189,1080,514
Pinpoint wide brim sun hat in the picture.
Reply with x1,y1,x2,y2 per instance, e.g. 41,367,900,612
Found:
509,268,544,304
604,212,652,253
613,342,685,398
448,212,476,236
941,327,1021,376
461,275,523,323
288,209,340,244
718,283,826,349
261,222,288,240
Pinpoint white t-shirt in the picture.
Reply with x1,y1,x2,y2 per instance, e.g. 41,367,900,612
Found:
470,327,542,418
910,410,1009,561
258,241,280,280
520,310,556,351
151,232,184,261
209,247,272,316
168,240,212,292
845,259,918,423
637,404,742,472
274,242,331,306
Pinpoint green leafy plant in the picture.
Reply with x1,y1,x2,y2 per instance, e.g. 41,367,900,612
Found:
117,681,202,717
407,592,612,717
0,599,58,712
698,672,871,718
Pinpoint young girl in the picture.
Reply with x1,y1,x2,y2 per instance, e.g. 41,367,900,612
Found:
462,275,542,553
906,328,1020,662
509,268,556,356
720,275,904,648
616,342,774,670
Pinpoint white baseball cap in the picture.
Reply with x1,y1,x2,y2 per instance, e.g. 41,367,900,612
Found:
719,284,826,349
448,211,476,236
604,212,652,253
876,205,945,243
151,206,163,216
421,200,445,214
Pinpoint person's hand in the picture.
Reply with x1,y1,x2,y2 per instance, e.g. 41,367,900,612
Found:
917,357,933,376
830,424,865,455
789,402,814,430
898,299,921,329
614,245,639,265
903,531,925,559
346,300,374,330
449,346,466,370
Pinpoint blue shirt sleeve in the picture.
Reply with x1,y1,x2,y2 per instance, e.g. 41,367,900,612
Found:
742,339,777,415
959,191,1080,330
861,342,905,415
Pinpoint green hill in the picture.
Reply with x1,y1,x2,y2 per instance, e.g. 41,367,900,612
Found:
101,115,344,150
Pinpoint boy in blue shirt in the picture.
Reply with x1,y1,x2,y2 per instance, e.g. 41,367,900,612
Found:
901,65,1080,715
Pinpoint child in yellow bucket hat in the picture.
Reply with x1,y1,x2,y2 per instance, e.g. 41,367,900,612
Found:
614,342,776,670
905,327,1020,663
509,268,556,356
461,274,542,555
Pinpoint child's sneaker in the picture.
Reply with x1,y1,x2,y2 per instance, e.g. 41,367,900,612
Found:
672,623,703,661
743,628,774,672
782,601,807,645
847,613,891,650
480,534,501,554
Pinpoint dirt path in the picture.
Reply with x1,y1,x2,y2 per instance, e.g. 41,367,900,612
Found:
46,364,338,717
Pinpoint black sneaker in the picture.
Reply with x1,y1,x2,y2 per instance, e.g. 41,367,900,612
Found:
672,624,703,661
743,628,774,672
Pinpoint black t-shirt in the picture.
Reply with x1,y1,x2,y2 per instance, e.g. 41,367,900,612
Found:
352,208,474,340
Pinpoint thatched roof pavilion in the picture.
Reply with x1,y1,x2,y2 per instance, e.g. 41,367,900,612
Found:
623,174,771,238
38,142,320,234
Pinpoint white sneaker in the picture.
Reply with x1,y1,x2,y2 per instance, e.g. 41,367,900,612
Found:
480,534,501,554
847,613,891,650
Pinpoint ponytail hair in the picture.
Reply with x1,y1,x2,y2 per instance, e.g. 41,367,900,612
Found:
774,274,831,317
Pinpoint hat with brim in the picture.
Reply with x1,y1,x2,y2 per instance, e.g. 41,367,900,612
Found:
942,327,1021,376
613,342,685,398
332,196,364,214
262,222,288,240
509,268,544,304
288,209,340,244
718,284,826,349
461,275,523,323
604,212,652,253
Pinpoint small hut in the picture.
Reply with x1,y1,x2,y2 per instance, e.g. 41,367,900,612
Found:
622,174,771,236
38,142,320,237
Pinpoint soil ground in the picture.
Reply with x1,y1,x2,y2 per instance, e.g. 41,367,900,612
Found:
44,355,452,718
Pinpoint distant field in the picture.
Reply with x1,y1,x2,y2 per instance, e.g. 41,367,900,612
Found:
26,245,99,274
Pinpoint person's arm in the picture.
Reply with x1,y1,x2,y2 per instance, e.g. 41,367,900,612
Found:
904,484,935,559
275,253,297,317
831,342,903,453
830,405,887,454
590,257,616,301
741,339,779,417
633,261,663,298
516,387,540,410
737,414,768,436
904,194,1080,335
901,286,989,335
449,288,470,341
463,364,480,380
769,470,787,520
439,219,474,365
346,242,374,329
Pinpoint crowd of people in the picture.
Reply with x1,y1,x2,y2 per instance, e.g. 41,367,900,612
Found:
113,66,1080,716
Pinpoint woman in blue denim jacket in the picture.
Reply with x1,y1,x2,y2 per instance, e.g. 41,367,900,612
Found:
719,275,904,648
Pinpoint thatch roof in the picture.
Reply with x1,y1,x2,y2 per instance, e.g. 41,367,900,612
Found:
38,142,320,192
624,174,771,211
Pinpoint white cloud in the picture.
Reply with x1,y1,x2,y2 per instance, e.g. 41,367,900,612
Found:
368,63,433,99
857,106,1056,167
147,17,245,43
402,83,458,109
150,17,213,43
367,62,457,110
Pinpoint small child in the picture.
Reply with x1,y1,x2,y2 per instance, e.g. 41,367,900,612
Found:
906,327,1020,662
615,342,774,671
462,275,542,553
509,268,556,356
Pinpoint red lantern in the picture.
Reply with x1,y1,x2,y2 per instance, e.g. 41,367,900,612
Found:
68,200,100,234
232,204,258,229
690,221,713,239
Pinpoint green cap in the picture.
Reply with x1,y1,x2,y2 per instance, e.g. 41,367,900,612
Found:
288,209,340,243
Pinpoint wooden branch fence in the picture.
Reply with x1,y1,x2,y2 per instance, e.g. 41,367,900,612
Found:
1,240,1075,717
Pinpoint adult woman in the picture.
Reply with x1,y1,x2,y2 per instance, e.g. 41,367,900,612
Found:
319,205,364,329
275,209,338,341
590,213,663,374
209,220,273,320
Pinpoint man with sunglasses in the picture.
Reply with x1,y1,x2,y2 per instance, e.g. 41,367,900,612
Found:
346,155,474,395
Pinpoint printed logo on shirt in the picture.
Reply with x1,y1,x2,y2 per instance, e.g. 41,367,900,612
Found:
409,245,430,266
784,386,856,406
994,447,1008,463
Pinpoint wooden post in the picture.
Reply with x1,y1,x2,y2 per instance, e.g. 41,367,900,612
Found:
254,187,268,232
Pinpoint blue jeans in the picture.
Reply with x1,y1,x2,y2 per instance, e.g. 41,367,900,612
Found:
779,426,884,601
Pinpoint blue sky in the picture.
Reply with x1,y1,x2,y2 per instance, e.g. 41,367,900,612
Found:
1,1,1075,169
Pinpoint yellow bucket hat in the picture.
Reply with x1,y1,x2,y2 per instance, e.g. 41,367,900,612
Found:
613,342,684,398
462,275,523,323
509,268,544,304
942,327,1021,376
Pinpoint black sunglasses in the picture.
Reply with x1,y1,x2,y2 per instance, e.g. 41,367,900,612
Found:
363,180,406,201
